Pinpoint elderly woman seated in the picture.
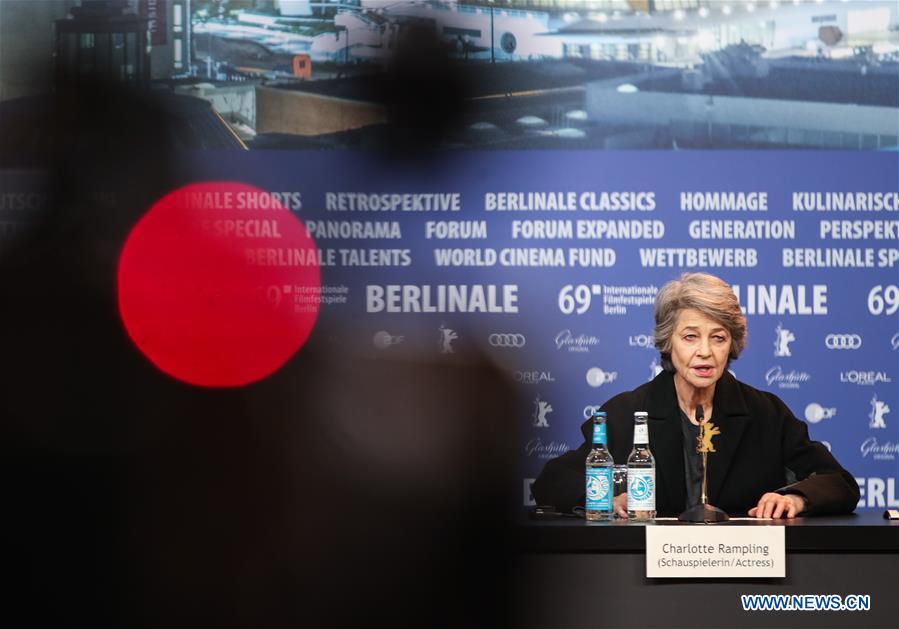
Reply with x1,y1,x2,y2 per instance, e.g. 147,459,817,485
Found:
532,272,859,518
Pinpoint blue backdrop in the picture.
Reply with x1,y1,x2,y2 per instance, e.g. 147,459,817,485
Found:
187,150,899,512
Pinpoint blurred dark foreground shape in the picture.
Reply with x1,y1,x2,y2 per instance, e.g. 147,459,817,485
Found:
1,75,520,627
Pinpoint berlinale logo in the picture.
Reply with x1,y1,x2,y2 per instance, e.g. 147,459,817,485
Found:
438,323,458,354
825,334,862,350
773,322,796,357
532,396,553,428
869,394,890,429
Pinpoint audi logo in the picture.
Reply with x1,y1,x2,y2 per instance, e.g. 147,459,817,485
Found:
825,334,862,350
489,333,526,348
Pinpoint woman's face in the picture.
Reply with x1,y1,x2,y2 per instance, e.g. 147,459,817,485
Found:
669,308,732,392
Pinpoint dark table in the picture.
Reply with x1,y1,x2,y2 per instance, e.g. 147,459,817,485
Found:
515,512,899,629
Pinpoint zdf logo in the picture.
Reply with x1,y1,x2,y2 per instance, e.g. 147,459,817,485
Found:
586,367,618,388
583,405,602,419
825,334,862,350
489,333,526,348
804,403,837,424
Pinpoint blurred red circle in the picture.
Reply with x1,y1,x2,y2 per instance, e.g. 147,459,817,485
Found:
118,182,320,387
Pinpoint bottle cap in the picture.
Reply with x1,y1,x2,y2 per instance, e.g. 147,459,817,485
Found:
634,411,648,417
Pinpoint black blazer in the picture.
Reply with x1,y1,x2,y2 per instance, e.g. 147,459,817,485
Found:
532,370,859,516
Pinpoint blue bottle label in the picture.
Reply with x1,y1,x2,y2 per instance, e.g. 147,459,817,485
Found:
627,469,656,510
586,467,612,510
592,423,607,445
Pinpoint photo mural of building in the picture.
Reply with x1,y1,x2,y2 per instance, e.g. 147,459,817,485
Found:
1,3,898,625
139,0,194,78
3,2,896,142
179,1,899,148
1,0,194,99
0,0,78,100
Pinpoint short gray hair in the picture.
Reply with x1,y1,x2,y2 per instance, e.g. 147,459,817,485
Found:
653,273,747,372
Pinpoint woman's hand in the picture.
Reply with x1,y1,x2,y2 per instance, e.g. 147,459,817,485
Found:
748,492,807,518
614,492,628,518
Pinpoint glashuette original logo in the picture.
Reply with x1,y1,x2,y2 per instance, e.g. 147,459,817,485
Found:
860,437,899,461
525,438,571,459
765,366,811,389
555,330,599,353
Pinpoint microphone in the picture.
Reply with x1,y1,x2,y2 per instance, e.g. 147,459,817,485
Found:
696,404,704,424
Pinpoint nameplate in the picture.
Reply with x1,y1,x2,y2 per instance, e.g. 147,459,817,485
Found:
646,526,785,578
